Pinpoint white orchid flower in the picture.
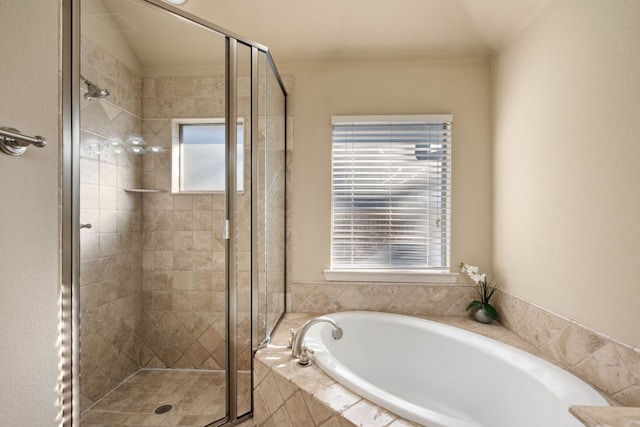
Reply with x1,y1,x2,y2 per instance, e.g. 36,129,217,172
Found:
461,263,476,274
470,273,486,284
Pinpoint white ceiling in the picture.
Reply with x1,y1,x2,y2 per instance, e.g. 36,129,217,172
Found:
176,0,553,63
94,0,553,72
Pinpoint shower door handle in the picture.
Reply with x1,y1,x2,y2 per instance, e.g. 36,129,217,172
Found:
221,219,229,240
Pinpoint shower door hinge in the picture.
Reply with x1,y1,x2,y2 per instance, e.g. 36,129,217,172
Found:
221,219,230,240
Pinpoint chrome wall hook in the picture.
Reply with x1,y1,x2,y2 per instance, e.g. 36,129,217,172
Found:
0,127,47,156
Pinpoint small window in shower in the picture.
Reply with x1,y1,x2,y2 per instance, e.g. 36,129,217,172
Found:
171,118,244,193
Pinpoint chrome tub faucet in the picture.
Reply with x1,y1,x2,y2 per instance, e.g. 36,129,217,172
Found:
291,316,343,359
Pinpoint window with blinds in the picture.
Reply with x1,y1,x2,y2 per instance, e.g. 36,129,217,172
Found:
330,115,452,271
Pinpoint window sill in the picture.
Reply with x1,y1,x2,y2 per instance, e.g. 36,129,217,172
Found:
323,269,459,284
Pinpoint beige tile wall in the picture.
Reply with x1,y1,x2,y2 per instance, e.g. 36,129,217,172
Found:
139,75,241,370
494,291,640,407
79,36,144,411
137,70,292,371
139,191,231,369
288,281,475,316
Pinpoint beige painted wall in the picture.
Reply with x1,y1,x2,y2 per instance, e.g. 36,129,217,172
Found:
81,0,142,74
280,59,493,282
0,1,61,425
493,0,640,348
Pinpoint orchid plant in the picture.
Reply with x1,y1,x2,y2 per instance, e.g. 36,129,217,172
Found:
460,262,500,320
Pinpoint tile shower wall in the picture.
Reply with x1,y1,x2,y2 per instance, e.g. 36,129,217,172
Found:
138,72,293,371
79,37,144,411
139,75,251,370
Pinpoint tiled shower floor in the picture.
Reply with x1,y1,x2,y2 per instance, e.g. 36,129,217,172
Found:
81,369,229,426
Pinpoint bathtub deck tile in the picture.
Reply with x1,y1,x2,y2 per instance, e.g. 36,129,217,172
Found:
432,315,509,340
314,383,362,413
569,405,640,427
291,363,337,396
269,355,304,383
342,399,396,427
257,345,291,369
388,419,420,427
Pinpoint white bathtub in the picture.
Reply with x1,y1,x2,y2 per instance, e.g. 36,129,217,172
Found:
303,311,609,427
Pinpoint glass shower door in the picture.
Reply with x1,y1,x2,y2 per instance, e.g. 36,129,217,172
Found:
78,0,230,425
255,51,287,344
231,40,253,419
73,1,287,425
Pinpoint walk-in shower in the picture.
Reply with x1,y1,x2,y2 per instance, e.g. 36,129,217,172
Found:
64,0,288,425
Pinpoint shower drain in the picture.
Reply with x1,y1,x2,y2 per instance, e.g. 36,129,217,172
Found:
154,404,173,415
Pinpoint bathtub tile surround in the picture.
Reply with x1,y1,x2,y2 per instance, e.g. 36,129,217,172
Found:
254,313,422,427
569,406,640,427
289,281,475,316
254,313,595,426
289,280,640,410
254,312,578,427
494,290,640,407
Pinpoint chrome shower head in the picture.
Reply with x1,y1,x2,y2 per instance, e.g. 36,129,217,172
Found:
81,75,110,100
84,82,110,100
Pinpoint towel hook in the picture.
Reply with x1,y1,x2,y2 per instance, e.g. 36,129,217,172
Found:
0,127,47,156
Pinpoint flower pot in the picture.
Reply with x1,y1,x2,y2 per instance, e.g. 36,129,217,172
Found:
474,307,493,324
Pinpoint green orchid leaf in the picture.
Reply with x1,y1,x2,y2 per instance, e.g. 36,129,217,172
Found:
466,300,482,311
482,303,498,320
486,282,500,301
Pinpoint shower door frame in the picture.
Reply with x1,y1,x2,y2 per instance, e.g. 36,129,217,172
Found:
60,0,289,425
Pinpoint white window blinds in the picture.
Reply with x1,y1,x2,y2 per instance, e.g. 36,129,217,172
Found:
331,115,452,270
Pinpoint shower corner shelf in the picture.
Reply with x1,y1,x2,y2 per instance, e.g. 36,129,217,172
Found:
124,188,165,193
